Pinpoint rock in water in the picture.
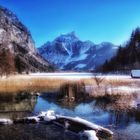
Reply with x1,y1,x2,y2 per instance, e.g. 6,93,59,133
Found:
0,110,113,140
55,115,113,138
14,116,40,124
0,6,53,73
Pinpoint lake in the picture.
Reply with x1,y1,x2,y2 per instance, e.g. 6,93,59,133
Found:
0,89,140,140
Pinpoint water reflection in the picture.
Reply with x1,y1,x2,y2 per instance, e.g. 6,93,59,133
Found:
34,95,140,128
94,95,140,127
0,90,140,140
40,91,91,110
0,92,37,119
114,123,140,140
40,82,91,109
0,124,80,140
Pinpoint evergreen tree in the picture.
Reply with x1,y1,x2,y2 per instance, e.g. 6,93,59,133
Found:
100,27,140,72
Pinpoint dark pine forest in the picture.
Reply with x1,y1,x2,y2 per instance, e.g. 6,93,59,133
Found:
101,27,140,72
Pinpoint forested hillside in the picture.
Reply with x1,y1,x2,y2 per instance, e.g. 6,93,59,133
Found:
101,27,140,72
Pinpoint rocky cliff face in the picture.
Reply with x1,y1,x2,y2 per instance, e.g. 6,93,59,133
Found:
0,6,53,74
38,32,117,71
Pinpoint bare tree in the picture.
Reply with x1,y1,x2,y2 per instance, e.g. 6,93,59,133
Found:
94,74,104,87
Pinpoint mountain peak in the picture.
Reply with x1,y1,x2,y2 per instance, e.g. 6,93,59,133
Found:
67,31,76,36
38,32,117,70
55,31,79,42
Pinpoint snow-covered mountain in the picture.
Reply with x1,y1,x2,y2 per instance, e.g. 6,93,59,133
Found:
38,32,118,71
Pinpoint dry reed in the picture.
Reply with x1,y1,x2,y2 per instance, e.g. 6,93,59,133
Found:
0,74,139,96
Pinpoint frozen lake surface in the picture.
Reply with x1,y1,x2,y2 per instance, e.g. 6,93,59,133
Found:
30,72,132,80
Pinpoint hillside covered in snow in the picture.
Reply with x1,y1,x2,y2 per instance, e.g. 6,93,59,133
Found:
38,32,118,71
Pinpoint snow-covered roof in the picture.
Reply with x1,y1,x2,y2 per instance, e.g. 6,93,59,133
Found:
131,70,140,78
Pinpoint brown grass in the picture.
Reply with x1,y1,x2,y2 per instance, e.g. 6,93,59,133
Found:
0,74,139,95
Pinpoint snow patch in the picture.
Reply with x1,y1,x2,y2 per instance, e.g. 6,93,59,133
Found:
0,28,5,34
70,53,88,61
26,116,40,122
62,42,71,55
43,110,56,122
83,130,98,140
92,54,96,58
131,70,140,78
0,118,13,125
110,86,140,92
75,64,86,69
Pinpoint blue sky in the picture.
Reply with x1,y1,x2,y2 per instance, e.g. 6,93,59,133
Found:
0,0,140,47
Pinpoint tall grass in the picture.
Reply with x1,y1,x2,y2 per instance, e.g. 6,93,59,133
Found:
0,74,140,111
0,74,139,96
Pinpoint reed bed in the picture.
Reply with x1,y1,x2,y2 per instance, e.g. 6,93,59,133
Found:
0,74,140,111
0,74,139,95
